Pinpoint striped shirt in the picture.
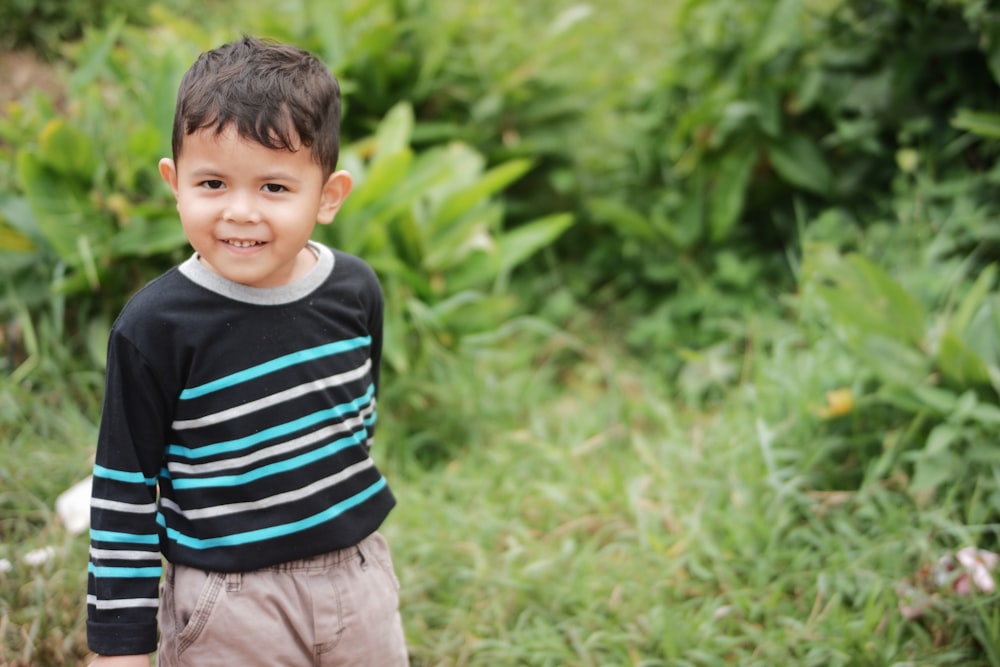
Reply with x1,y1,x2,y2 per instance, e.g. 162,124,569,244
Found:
86,243,395,655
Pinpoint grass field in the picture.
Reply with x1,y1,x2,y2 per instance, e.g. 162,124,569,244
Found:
2,301,997,666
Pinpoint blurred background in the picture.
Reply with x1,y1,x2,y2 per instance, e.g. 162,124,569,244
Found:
2,1,1000,664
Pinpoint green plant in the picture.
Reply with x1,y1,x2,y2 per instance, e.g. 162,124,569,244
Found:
0,0,149,57
799,239,1000,505
322,103,573,462
333,102,572,368
0,17,202,324
574,0,1000,346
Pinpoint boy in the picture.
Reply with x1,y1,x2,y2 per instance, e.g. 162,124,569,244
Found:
87,37,408,666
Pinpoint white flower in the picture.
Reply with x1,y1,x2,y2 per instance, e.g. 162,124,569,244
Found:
0,558,11,573
23,546,55,566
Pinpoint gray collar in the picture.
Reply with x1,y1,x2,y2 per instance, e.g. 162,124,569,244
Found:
178,241,334,305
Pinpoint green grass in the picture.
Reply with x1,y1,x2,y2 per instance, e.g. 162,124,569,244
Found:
2,304,999,666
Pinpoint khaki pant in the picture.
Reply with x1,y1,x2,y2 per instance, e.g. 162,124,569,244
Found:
157,532,408,666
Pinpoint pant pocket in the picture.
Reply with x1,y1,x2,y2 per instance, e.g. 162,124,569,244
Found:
169,565,225,655
364,532,401,594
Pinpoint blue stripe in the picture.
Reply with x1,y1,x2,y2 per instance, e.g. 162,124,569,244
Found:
94,465,157,486
89,564,162,579
167,385,375,460
161,477,388,549
171,430,367,489
179,337,371,400
89,529,160,545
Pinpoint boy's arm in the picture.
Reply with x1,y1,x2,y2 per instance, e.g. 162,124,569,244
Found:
87,331,171,656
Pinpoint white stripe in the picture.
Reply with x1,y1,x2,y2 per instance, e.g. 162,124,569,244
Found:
90,548,160,561
91,497,157,514
160,457,375,521
172,360,371,430
87,595,159,610
167,404,374,476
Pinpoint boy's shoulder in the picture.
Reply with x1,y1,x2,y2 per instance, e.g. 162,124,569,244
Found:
327,246,383,302
330,246,379,282
110,265,200,339
117,265,191,315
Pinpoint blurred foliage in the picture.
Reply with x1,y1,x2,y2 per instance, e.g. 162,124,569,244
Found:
793,157,1000,524
2,0,1000,455
0,0,147,57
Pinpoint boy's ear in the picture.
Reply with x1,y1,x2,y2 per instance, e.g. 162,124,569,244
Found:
159,158,179,199
317,170,353,224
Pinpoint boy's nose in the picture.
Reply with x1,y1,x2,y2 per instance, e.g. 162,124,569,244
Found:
223,192,262,223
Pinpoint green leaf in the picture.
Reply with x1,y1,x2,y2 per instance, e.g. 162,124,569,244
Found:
806,250,926,349
769,133,833,196
910,451,958,492
937,330,991,386
751,0,803,63
348,148,414,209
857,334,930,387
429,159,533,235
909,385,961,416
969,402,1000,426
372,103,414,161
708,149,757,242
675,172,707,249
37,119,98,178
426,215,499,271
111,217,188,257
587,197,662,242
925,423,961,454
496,213,574,277
68,15,125,91
950,264,996,335
15,152,106,265
432,228,501,292
952,109,1000,139
388,212,425,269
846,255,926,346
427,291,518,337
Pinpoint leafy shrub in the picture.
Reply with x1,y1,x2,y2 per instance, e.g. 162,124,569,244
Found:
0,0,149,57
0,17,196,327
320,102,573,462
799,212,1000,514
578,0,1000,348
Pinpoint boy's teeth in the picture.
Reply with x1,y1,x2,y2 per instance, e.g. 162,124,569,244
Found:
228,240,259,247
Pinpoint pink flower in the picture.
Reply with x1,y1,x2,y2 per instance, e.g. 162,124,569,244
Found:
934,547,999,595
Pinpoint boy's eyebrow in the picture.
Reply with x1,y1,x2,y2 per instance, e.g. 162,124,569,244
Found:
189,167,225,178
259,171,302,183
188,167,302,183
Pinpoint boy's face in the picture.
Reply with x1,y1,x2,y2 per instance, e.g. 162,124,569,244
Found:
159,127,352,288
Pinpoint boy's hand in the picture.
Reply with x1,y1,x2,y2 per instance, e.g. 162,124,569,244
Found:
89,655,152,667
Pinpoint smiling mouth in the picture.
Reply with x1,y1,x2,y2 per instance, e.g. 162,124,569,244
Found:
224,240,265,248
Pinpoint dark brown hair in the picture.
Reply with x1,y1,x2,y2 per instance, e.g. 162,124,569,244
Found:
171,36,342,176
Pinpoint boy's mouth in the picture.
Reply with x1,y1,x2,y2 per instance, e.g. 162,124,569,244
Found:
224,239,265,248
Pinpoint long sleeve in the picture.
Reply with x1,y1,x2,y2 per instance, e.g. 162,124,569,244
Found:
87,331,172,655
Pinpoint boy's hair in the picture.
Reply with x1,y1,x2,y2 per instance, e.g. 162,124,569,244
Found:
171,36,342,176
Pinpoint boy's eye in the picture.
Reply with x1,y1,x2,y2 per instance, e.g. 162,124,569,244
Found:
201,180,224,189
263,183,287,193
